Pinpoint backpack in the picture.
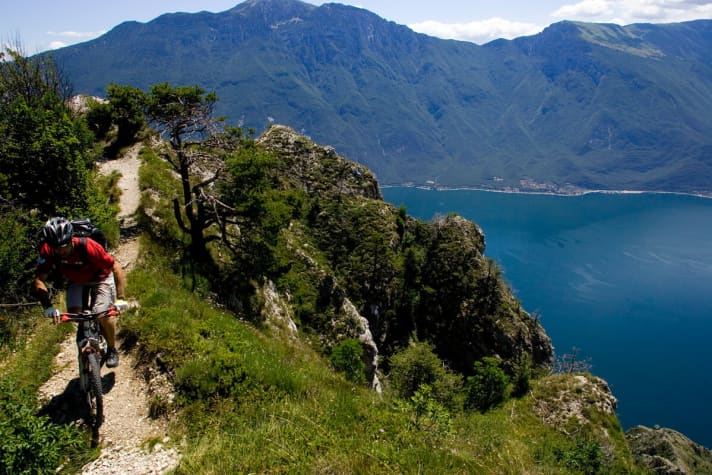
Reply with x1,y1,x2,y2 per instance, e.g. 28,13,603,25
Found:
70,218,108,252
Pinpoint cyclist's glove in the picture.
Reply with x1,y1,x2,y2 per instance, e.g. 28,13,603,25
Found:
44,307,59,319
44,307,60,324
114,299,128,312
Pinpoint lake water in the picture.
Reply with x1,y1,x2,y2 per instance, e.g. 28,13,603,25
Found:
382,187,712,448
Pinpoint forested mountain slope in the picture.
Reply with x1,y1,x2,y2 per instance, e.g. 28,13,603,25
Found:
48,0,712,193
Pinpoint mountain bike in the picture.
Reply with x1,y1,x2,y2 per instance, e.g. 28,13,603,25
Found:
53,300,138,436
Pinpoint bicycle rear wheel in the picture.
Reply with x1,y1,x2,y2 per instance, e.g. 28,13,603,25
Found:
85,352,104,431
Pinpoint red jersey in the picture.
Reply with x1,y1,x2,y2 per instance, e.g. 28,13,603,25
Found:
36,237,114,283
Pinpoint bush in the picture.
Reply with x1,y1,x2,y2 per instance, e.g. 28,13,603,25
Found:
394,384,451,445
0,377,84,474
556,438,603,474
465,357,510,412
511,352,533,397
388,341,463,410
0,210,37,306
85,98,113,139
330,338,365,384
175,348,247,401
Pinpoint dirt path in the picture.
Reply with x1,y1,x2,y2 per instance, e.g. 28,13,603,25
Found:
38,144,182,474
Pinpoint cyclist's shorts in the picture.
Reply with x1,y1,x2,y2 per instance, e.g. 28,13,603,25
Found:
66,273,116,313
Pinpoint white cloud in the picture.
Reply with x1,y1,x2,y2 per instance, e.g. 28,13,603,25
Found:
552,0,612,18
551,0,712,24
47,30,106,39
42,30,106,51
409,18,543,44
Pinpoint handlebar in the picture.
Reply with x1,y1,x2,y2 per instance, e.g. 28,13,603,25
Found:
55,299,140,323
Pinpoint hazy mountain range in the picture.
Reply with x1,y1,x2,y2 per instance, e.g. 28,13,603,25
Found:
48,0,712,193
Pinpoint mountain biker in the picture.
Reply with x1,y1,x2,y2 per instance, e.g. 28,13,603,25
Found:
33,217,127,368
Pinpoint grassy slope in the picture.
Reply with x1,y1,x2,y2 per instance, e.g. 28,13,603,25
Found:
115,143,643,474
123,241,641,474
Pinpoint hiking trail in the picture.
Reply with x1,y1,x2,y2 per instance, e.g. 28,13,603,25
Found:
38,144,182,474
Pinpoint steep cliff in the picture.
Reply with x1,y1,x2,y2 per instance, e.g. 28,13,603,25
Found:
242,125,553,380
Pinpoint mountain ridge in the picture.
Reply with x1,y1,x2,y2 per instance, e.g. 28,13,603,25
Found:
47,0,712,193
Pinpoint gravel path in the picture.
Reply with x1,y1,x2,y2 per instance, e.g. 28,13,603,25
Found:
38,144,182,474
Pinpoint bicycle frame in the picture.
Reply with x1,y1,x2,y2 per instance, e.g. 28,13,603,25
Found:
56,302,134,434
59,306,121,380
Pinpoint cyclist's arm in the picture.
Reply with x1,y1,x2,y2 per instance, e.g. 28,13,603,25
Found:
112,259,126,300
33,272,52,308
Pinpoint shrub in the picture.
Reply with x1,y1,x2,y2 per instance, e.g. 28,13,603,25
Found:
330,338,365,384
546,437,603,474
0,377,84,474
85,98,113,139
394,384,451,445
175,348,247,401
511,352,533,397
465,357,510,412
388,341,463,410
0,210,37,306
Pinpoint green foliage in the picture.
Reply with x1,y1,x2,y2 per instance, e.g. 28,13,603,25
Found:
0,311,93,474
146,82,218,145
222,145,307,277
84,97,113,139
0,210,38,305
0,49,95,216
0,50,115,301
511,352,533,397
83,171,121,248
329,338,365,384
388,342,463,410
536,436,604,474
476,258,502,315
144,82,228,262
175,347,248,401
106,83,147,147
465,357,510,412
559,439,604,474
123,246,308,408
137,147,185,246
394,384,452,445
0,377,85,475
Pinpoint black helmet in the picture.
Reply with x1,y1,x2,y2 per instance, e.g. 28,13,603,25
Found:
43,217,73,247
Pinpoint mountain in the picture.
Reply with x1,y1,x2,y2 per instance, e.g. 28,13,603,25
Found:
48,0,712,193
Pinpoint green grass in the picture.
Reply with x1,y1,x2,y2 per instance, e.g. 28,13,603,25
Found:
0,312,95,474
116,238,645,474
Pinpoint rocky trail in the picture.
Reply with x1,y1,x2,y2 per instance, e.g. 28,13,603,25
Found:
38,144,182,474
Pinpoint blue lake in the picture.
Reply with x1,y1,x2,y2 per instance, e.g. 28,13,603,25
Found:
382,187,712,448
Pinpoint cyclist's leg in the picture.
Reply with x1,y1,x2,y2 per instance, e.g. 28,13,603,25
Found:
67,283,87,389
91,273,117,349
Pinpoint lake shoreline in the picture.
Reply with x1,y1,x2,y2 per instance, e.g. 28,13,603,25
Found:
381,183,712,200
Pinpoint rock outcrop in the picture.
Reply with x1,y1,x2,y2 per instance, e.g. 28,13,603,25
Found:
254,125,554,380
256,124,382,201
626,425,712,474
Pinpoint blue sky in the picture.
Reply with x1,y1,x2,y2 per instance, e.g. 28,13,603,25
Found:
3,0,712,53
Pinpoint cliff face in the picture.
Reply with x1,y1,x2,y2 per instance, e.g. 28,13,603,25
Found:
250,125,553,377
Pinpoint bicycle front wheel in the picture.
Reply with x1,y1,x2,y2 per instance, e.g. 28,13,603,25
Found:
85,352,104,431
